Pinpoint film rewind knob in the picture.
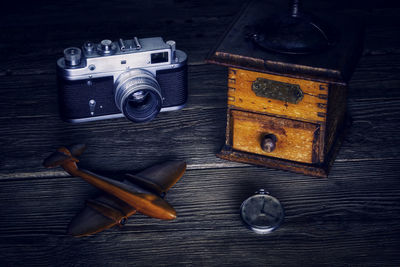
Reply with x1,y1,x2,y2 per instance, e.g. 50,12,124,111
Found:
63,47,82,67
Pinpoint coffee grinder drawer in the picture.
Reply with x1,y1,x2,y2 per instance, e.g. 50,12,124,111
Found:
230,110,321,164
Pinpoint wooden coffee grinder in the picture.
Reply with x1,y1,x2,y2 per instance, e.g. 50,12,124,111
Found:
207,0,363,177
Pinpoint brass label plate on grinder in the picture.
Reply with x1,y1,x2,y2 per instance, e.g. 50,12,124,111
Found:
252,78,304,104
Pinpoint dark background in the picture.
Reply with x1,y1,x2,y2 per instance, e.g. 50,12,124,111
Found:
1,0,400,266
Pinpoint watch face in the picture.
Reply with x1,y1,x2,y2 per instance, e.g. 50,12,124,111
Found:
240,190,284,234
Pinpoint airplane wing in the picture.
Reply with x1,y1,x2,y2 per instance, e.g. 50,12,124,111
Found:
67,161,186,237
124,161,187,196
68,192,137,237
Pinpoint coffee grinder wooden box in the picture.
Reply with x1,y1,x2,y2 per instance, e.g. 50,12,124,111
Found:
207,0,363,177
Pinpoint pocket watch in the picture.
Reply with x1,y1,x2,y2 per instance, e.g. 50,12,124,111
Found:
240,189,284,234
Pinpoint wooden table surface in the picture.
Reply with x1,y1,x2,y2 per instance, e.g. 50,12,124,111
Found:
1,0,399,266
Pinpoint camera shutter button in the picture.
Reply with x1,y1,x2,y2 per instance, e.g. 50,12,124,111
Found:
100,39,113,52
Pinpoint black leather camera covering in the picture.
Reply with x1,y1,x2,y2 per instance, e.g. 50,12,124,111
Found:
58,65,187,121
58,76,119,120
156,65,188,107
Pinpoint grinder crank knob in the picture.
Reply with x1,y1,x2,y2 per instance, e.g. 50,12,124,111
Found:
63,47,82,67
261,134,277,153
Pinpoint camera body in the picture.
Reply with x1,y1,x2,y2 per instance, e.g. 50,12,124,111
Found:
57,37,187,123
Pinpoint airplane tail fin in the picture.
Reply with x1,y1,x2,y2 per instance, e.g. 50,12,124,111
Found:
43,144,86,168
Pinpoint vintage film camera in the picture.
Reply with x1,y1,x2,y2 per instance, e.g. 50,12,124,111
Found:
57,37,187,123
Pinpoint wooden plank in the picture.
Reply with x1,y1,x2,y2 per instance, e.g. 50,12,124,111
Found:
0,0,245,74
0,65,227,177
0,65,399,177
349,54,400,98
363,8,400,55
1,51,398,100
0,159,399,266
1,4,400,76
343,98,400,160
0,0,399,266
0,65,227,118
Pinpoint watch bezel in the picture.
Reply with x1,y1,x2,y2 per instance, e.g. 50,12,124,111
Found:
240,190,284,234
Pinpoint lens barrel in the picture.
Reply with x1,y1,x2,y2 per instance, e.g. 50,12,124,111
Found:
114,69,162,123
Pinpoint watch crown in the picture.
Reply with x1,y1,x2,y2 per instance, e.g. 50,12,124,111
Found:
256,189,269,195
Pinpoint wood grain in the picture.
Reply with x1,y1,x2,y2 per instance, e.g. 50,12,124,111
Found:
1,0,400,266
0,0,245,75
0,70,399,177
0,159,399,266
230,110,320,163
227,68,328,123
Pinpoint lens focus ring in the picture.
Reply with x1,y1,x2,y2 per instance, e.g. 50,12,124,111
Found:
115,69,163,123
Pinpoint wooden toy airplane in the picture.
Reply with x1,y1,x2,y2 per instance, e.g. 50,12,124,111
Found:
43,144,186,237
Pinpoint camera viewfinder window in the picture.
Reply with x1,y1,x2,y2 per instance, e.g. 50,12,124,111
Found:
151,52,169,64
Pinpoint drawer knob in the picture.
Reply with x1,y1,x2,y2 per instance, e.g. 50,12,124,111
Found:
261,134,277,153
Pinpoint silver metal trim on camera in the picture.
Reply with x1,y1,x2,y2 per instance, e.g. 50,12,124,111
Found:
57,37,186,80
57,36,188,123
65,104,186,123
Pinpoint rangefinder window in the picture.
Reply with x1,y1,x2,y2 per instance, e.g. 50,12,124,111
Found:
151,52,169,64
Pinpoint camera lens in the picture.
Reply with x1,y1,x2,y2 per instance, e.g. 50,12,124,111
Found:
114,69,162,123
124,90,160,121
